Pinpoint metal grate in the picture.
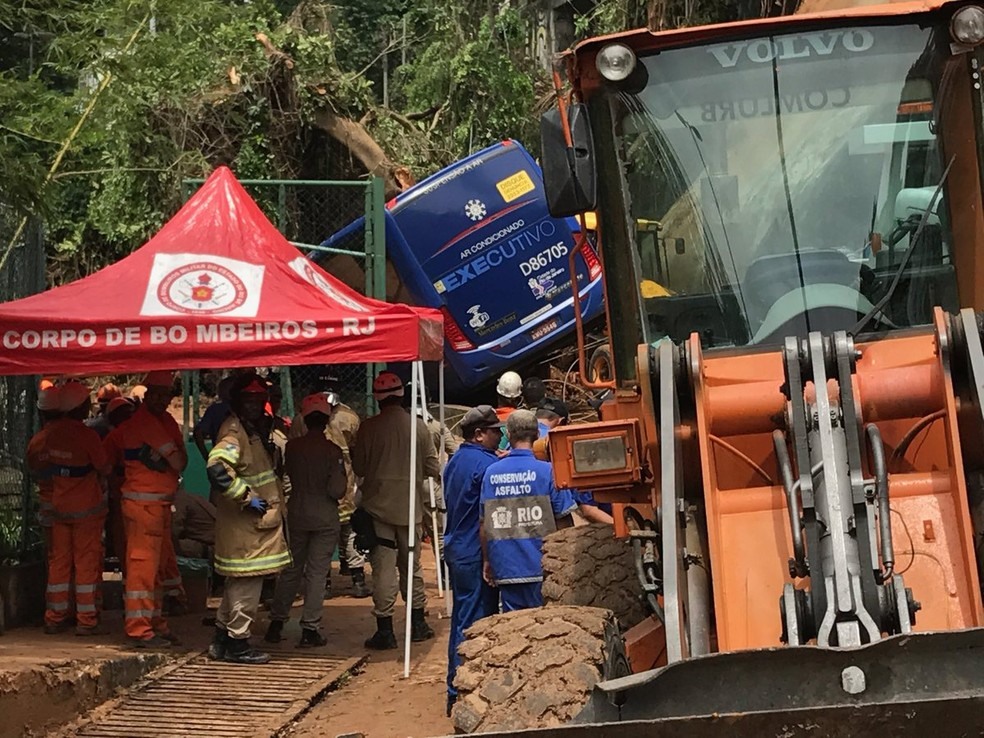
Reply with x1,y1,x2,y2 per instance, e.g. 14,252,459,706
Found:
78,652,364,737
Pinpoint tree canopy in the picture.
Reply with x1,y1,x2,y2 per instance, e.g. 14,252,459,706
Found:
0,0,784,282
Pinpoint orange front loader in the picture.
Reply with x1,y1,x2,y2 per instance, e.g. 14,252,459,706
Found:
486,0,984,733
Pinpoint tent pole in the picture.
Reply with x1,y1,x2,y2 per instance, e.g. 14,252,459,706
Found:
439,360,452,618
422,361,444,598
404,360,420,678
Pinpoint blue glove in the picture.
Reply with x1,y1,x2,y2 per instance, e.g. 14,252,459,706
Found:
246,496,269,514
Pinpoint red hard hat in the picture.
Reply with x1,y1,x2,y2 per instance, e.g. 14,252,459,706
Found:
372,372,405,400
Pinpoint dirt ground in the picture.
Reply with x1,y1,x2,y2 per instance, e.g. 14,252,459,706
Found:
285,553,454,738
0,551,454,738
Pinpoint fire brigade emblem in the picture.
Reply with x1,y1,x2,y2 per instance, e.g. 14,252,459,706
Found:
157,261,248,315
491,506,513,530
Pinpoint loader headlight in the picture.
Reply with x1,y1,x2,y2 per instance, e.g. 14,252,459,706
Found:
572,436,628,473
596,44,637,82
951,5,984,46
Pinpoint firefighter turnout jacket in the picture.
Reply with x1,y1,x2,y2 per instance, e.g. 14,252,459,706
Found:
207,414,289,577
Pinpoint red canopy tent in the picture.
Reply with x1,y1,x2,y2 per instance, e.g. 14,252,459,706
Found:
0,166,442,376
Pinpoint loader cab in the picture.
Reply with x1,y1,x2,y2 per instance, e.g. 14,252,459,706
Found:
544,2,984,385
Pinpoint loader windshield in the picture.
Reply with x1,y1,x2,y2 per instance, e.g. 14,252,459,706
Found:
610,23,960,348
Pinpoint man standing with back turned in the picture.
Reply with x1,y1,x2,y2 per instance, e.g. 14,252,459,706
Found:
353,371,441,649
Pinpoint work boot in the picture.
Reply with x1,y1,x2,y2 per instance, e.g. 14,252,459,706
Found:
129,635,172,650
208,626,229,660
364,616,397,650
43,621,71,635
298,628,327,648
264,619,285,643
75,622,109,637
222,637,271,665
156,630,182,645
410,609,435,642
350,568,370,599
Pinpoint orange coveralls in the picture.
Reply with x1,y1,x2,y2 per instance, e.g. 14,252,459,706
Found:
29,418,110,628
106,404,184,641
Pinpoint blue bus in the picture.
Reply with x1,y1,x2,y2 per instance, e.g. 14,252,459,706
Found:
320,140,605,388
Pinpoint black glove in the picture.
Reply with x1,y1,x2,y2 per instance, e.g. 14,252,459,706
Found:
138,443,170,473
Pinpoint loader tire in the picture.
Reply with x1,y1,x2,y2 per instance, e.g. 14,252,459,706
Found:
541,523,647,629
451,605,629,733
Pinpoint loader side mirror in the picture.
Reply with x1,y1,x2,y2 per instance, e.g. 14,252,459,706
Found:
540,104,597,217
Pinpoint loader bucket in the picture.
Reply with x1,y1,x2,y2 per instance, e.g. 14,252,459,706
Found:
473,629,984,737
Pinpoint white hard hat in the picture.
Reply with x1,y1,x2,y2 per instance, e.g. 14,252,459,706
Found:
58,381,92,412
496,371,523,399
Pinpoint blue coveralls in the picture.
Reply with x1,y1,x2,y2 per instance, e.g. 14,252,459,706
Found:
443,442,500,703
480,449,577,611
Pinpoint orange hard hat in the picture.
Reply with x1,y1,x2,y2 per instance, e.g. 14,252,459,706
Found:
129,385,147,401
96,383,122,402
39,378,55,391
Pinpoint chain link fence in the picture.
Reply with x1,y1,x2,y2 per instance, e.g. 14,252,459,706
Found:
0,214,45,563
181,177,387,422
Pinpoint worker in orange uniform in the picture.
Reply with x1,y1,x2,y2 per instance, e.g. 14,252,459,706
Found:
36,381,112,635
206,374,289,664
27,384,64,551
102,397,136,570
107,371,186,649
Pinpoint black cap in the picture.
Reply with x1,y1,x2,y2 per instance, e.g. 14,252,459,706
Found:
461,405,504,436
537,397,570,422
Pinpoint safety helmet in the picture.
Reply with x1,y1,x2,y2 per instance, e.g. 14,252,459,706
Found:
301,393,332,418
107,397,133,415
96,383,123,402
496,371,523,399
129,385,147,401
37,385,61,412
58,381,92,412
372,372,405,400
143,370,175,388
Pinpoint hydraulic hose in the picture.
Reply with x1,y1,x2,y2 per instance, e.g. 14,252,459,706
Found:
773,430,808,577
865,423,895,582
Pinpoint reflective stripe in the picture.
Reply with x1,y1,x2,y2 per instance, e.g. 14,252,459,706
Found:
161,578,181,586
47,583,71,593
47,601,70,611
223,477,248,500
126,590,157,599
122,491,174,503
208,447,239,466
77,603,97,613
126,609,157,617
75,584,98,594
165,589,183,597
215,550,291,571
52,501,107,521
241,470,277,487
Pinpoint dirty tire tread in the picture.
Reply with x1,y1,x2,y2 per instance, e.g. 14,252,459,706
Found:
541,523,647,629
452,605,617,734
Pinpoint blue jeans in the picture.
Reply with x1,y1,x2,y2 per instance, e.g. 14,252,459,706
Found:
499,581,542,612
447,559,499,700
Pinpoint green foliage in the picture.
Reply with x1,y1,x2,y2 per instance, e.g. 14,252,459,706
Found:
0,0,772,283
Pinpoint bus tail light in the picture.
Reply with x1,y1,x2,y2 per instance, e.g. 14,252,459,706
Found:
440,307,475,351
